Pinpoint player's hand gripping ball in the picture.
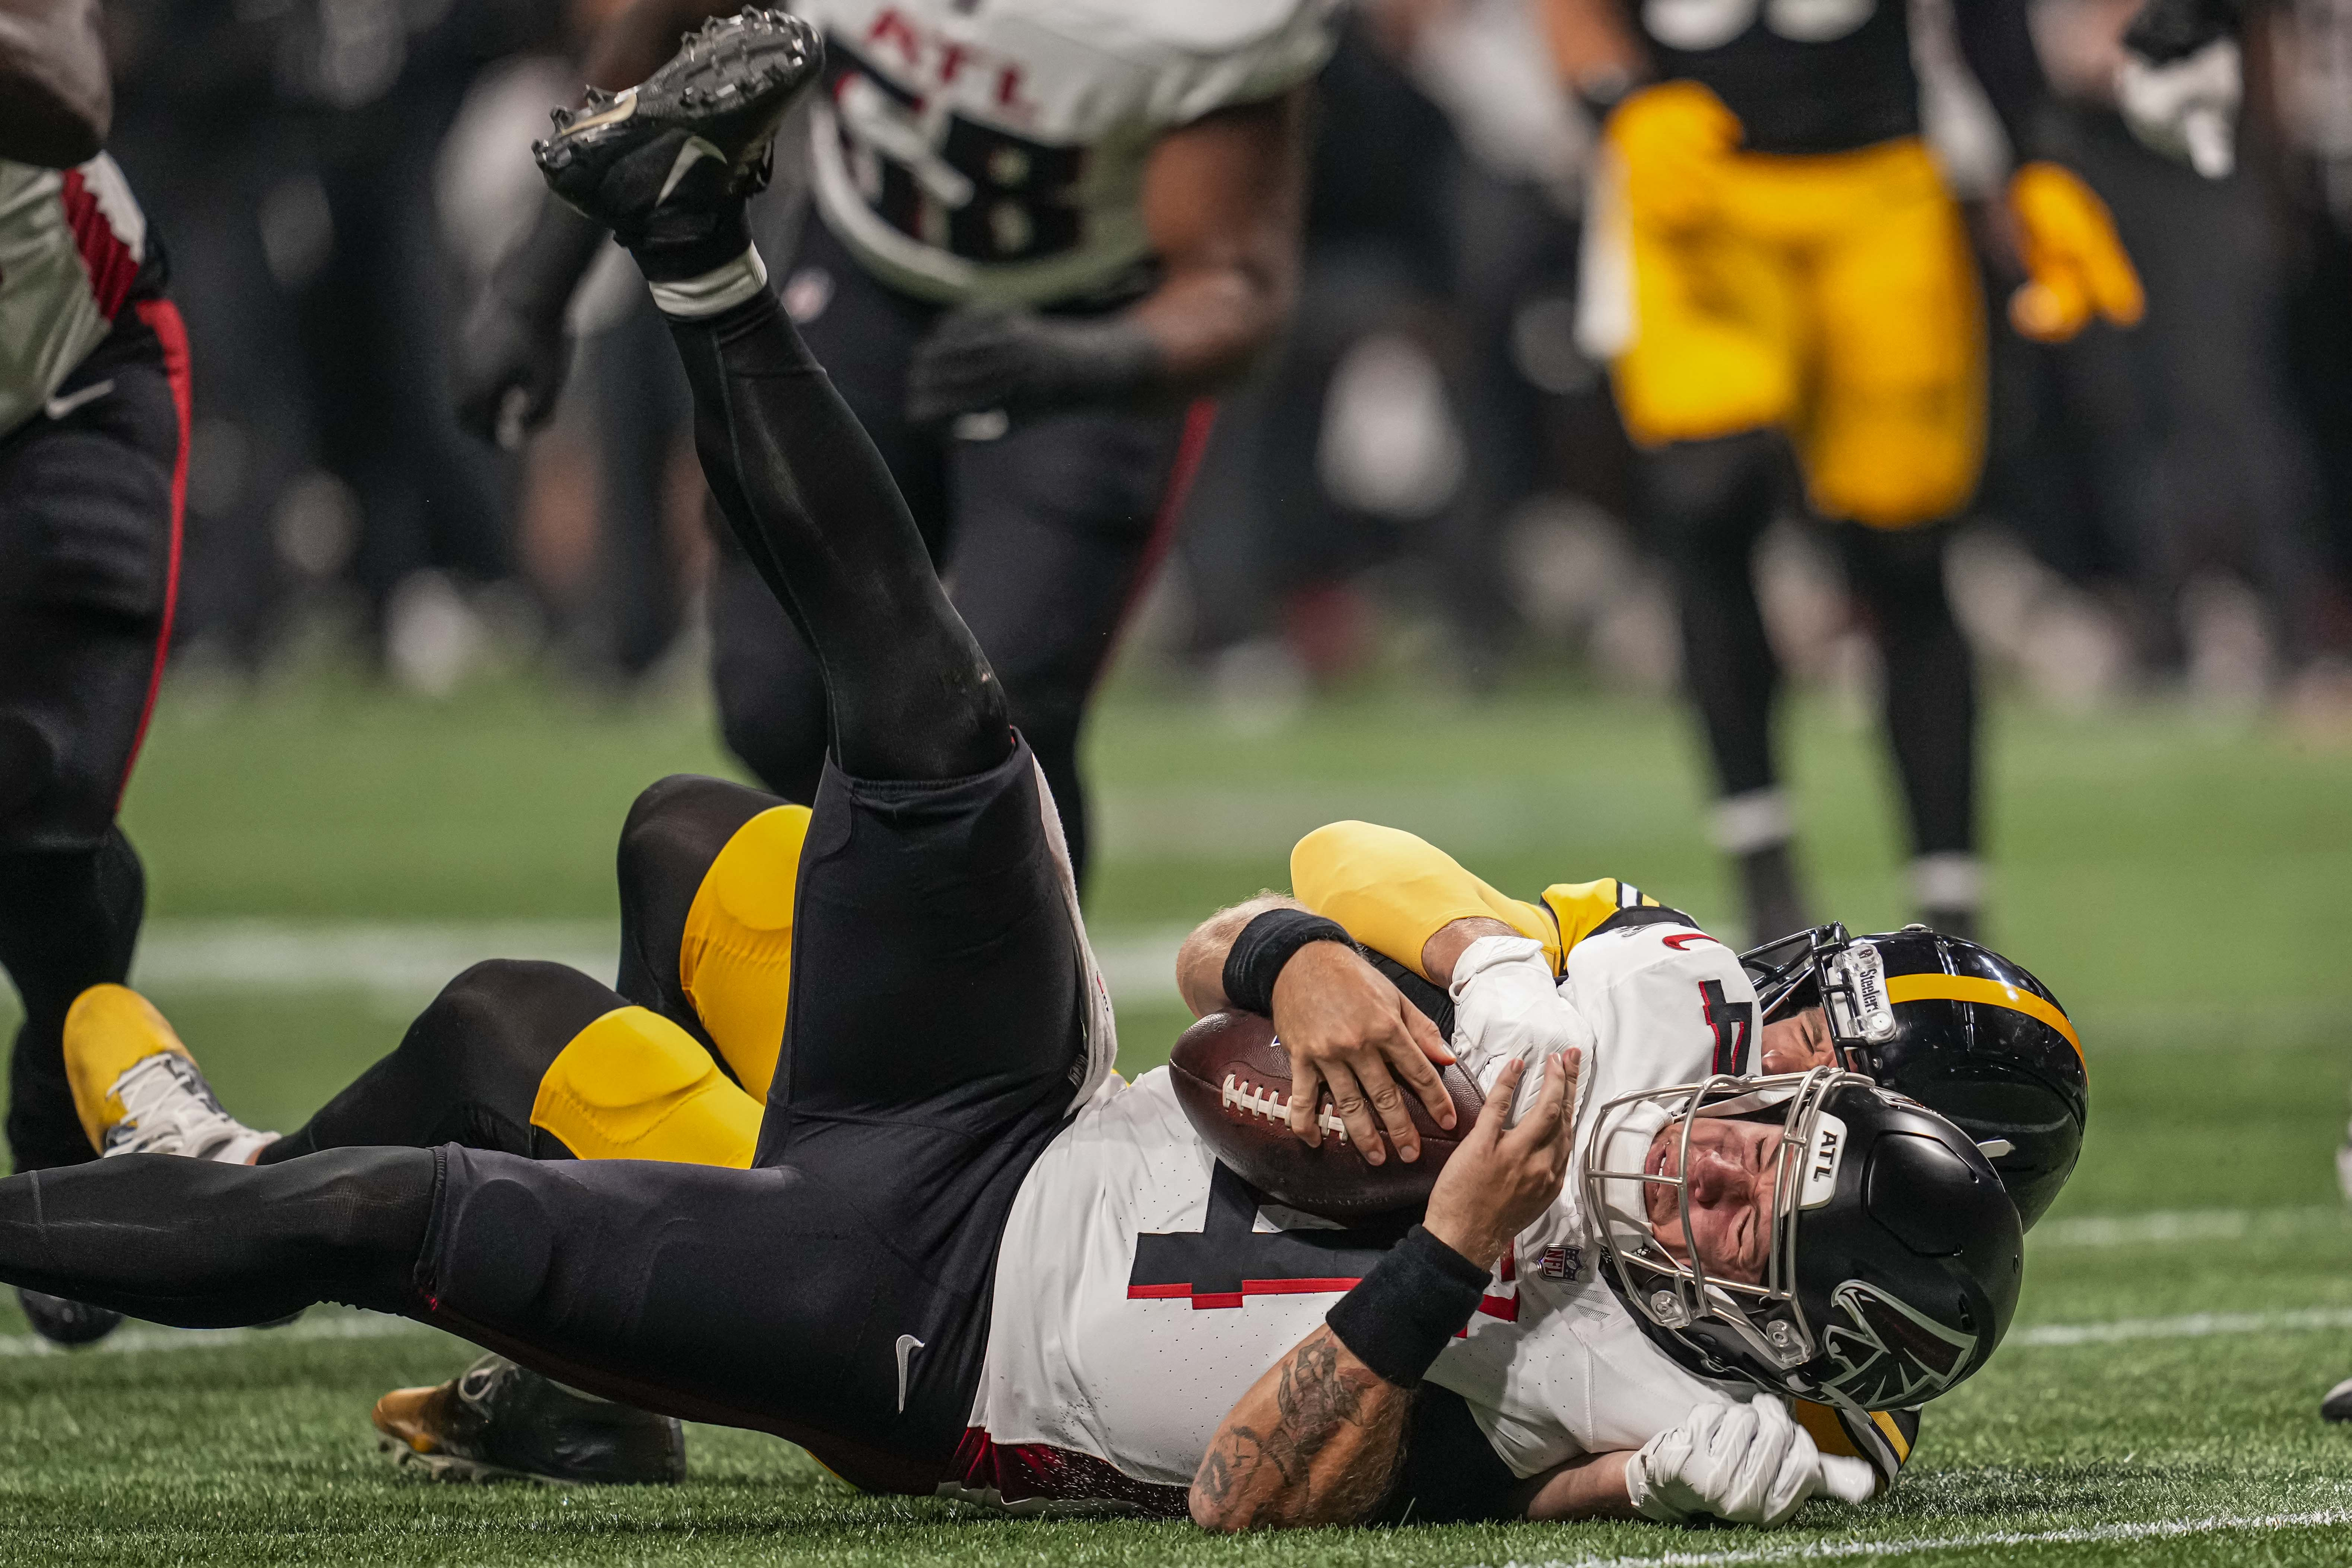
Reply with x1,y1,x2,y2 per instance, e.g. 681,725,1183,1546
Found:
1169,1012,1485,1222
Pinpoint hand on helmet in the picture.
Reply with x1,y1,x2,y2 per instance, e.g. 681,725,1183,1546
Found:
2005,163,2145,344
1625,1398,1875,1527
454,291,574,451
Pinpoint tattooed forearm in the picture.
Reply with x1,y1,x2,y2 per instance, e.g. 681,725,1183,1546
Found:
1189,1327,1413,1531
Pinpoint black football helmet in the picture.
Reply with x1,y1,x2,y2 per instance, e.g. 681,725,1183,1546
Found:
1741,924,2087,1229
1584,1067,2024,1411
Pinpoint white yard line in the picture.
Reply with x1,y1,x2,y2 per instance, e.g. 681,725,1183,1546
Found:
1494,1508,2352,1567
0,1307,436,1360
2034,1204,2348,1249
126,920,1195,1008
2014,1306,2352,1348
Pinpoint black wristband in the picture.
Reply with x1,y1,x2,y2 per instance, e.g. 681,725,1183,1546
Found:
1222,908,1352,1016
1326,1225,1491,1390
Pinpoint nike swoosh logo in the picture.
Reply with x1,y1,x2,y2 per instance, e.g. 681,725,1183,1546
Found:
895,1333,924,1413
44,379,112,420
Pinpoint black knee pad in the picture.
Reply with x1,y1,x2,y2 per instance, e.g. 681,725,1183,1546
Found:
617,774,778,908
433,1167,558,1325
1641,431,1788,566
411,960,621,1098
1836,524,1958,641
0,713,57,830
714,696,827,803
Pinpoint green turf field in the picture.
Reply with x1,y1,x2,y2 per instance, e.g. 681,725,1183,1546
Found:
3,669,2351,1565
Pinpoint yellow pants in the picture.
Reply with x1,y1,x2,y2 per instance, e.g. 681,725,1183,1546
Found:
1609,136,1984,529
529,804,813,1168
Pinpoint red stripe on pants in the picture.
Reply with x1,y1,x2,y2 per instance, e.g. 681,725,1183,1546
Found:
1096,397,1217,687
117,298,190,805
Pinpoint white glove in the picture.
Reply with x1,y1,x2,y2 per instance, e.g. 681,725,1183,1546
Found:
1623,1398,1876,1527
2116,37,2240,179
1448,935,1594,1121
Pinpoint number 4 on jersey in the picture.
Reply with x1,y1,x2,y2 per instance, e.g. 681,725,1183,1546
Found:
1699,979,1754,1075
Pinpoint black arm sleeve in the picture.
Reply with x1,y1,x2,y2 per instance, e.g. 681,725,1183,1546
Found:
1951,0,2051,161
1372,1385,1525,1524
490,194,610,324
1362,950,1457,1041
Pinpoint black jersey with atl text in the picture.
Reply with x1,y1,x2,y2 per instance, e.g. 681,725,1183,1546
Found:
1637,0,1921,155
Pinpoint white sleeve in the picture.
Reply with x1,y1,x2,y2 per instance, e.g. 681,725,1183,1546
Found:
1142,0,1343,125
1562,925,1758,1096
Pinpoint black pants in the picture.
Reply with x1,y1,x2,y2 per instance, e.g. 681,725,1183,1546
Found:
0,281,1089,1494
711,218,1209,885
0,301,187,1172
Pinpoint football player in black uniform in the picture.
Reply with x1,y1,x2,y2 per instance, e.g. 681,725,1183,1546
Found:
457,0,1329,887
1542,0,2145,943
0,0,189,1347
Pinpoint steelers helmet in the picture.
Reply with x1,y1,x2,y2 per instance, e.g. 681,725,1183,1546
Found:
1741,924,2087,1229
1583,1067,2025,1411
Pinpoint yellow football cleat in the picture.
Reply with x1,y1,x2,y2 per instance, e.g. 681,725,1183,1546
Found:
61,984,274,1162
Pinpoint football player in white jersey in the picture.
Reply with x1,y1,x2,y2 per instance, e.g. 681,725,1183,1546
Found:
0,0,191,1349
456,0,1330,887
0,19,2019,1526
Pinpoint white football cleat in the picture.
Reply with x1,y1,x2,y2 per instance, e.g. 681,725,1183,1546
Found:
63,985,275,1164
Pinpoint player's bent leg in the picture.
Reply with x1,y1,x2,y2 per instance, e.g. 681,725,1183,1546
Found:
260,960,617,1163
418,1146,972,1494
1644,430,1814,944
1834,521,1981,937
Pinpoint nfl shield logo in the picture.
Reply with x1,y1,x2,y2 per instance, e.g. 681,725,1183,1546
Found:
1539,1245,1582,1281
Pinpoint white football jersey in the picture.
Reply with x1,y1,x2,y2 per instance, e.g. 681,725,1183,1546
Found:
0,154,148,439
790,0,1339,305
955,919,1763,1513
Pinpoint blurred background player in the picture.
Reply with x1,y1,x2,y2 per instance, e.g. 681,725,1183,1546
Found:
0,0,189,1345
1542,0,2145,942
454,0,1329,886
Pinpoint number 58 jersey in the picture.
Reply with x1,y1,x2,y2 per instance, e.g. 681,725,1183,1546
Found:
956,919,1761,1514
790,0,1339,307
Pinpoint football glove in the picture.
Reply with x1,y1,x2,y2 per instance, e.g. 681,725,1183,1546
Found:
1447,934,1593,1122
2117,0,2241,178
2117,37,2239,179
1604,81,1743,233
905,308,1162,426
453,197,607,449
2005,162,2145,344
1625,1397,1876,1527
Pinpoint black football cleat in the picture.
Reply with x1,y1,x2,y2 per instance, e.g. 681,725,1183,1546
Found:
2323,1376,2352,1423
374,1354,687,1485
534,7,820,253
15,1287,122,1348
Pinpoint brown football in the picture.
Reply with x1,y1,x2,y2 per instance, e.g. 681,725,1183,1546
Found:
1167,1010,1485,1223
